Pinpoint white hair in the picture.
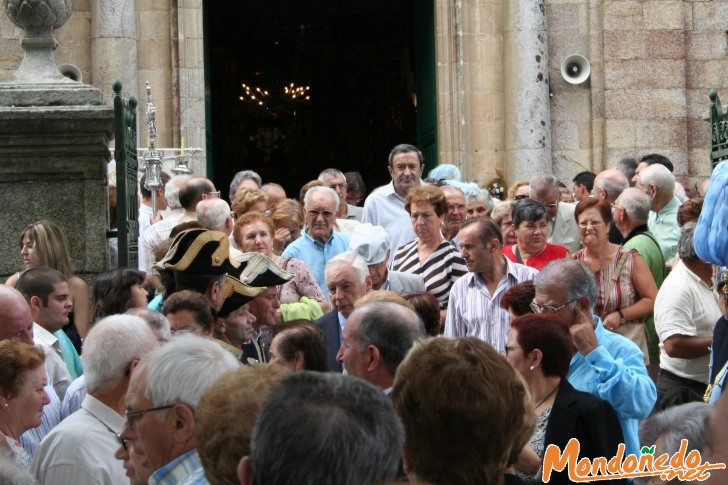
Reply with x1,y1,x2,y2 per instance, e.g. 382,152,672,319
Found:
164,175,191,210
125,308,172,341
144,334,239,415
640,164,675,194
82,315,158,393
303,186,339,211
317,168,346,182
617,188,652,223
196,198,231,231
529,174,559,199
325,250,369,283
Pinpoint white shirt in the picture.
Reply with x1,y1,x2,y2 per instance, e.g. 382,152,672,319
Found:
138,204,155,271
361,182,417,263
444,257,538,352
141,207,184,274
31,394,126,485
655,260,720,382
33,328,71,402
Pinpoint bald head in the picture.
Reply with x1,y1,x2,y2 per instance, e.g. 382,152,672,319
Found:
0,286,34,344
594,169,628,203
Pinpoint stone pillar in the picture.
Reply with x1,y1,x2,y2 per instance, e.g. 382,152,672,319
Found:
91,0,139,105
435,0,504,184
503,0,551,182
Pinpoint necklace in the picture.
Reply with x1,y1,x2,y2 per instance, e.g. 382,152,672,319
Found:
535,385,559,409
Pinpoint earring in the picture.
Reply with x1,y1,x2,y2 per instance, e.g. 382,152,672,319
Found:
2,403,7,409
529,365,535,371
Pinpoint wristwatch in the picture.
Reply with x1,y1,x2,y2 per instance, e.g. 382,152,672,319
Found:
617,310,626,325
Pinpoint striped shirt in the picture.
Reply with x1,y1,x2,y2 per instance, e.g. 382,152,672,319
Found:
444,257,538,351
149,449,203,485
391,239,467,308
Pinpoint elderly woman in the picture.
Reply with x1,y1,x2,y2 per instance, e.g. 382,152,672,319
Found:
232,188,268,220
490,200,517,247
234,212,329,318
392,186,467,322
269,320,328,372
508,180,530,200
506,314,625,485
0,341,50,470
573,198,657,356
91,268,148,324
503,199,569,270
465,188,494,219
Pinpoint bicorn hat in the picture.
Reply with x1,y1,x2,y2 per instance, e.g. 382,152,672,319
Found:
230,252,295,287
218,274,266,318
153,229,235,275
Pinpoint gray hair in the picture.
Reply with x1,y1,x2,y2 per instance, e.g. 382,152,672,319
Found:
249,371,404,485
318,168,346,182
512,198,551,228
640,164,675,194
125,307,172,341
617,188,651,224
529,174,559,199
617,157,638,185
637,402,711,484
144,334,239,416
595,174,628,201
466,188,495,211
534,259,597,316
325,250,369,284
164,175,191,210
303,185,340,211
678,222,698,262
353,301,426,377
229,170,262,200
196,198,231,231
388,144,424,166
82,315,158,393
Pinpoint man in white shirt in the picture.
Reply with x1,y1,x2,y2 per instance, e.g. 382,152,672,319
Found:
32,315,159,485
362,144,423,260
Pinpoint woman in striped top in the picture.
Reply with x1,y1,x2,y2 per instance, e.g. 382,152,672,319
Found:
392,186,467,327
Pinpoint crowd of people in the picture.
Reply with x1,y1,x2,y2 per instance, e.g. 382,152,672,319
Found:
0,143,727,484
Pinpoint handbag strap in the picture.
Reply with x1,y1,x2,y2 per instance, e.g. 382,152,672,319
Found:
514,246,524,264
601,249,630,319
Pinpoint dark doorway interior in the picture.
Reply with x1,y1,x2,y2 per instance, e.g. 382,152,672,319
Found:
204,0,421,201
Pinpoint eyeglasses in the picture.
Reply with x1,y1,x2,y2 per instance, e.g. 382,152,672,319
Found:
611,203,623,211
125,404,175,428
514,195,529,200
328,183,348,191
578,220,604,228
448,203,466,212
308,209,335,219
504,345,520,355
204,191,221,199
529,299,577,314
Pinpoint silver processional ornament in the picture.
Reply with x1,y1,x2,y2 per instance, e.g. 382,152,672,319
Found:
143,80,163,214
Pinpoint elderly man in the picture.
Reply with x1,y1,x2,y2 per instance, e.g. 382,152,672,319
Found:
635,163,680,262
349,223,425,293
440,184,467,247
315,251,372,372
445,217,536,350
532,259,656,458
282,186,350,297
238,371,404,485
318,168,363,221
613,187,665,375
393,337,530,485
32,315,158,484
119,335,239,484
654,224,720,410
195,198,245,262
362,144,423,260
0,286,62,457
529,174,581,253
594,168,630,244
337,301,425,394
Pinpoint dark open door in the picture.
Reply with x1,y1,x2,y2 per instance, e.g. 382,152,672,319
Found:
414,0,437,172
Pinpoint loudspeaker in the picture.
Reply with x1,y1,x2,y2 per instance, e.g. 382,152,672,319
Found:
560,55,590,85
58,64,82,83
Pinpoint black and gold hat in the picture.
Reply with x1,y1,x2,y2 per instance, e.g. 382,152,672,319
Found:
218,275,266,318
230,252,295,287
153,228,235,275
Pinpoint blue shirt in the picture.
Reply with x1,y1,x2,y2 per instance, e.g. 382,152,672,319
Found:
567,317,657,458
150,449,203,485
54,329,83,378
281,229,350,302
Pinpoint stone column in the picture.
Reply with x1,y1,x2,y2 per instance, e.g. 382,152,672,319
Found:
503,0,551,182
91,0,139,104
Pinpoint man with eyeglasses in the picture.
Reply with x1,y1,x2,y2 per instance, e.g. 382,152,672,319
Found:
283,186,350,299
32,315,159,485
318,168,363,221
529,174,581,253
119,334,239,485
532,259,656,458
440,184,467,249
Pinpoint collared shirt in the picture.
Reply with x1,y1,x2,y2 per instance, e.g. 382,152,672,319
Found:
281,229,350,302
141,207,185,274
60,375,87,420
361,181,417,263
648,197,680,262
20,374,61,457
138,203,154,272
444,257,537,351
34,324,83,380
567,317,657,458
179,466,209,485
654,260,720,383
31,394,126,485
150,449,203,485
337,311,347,348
